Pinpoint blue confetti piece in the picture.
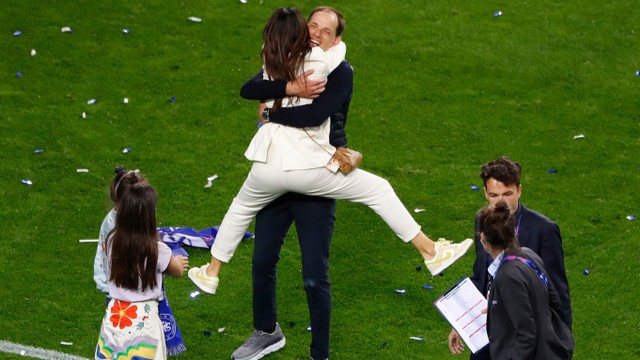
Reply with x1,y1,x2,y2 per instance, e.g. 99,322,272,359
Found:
122,147,132,154
470,185,479,191
415,265,422,272
122,28,131,34
583,269,590,276
203,330,211,337
394,289,406,294
34,149,43,154
626,215,635,221
170,96,176,102
547,169,558,174
14,30,22,36
16,72,23,78
21,179,33,186
423,285,433,290
636,70,640,76
493,11,503,17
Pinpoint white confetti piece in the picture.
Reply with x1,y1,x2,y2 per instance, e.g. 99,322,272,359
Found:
79,239,99,243
123,97,129,104
218,327,225,333
410,336,425,341
188,16,202,22
205,175,218,188
414,208,426,213
573,134,585,139
87,99,96,105
77,168,89,173
60,341,73,346
30,49,36,56
61,27,72,33
82,112,86,119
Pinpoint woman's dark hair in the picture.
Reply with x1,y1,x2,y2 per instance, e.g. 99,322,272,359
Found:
478,201,521,255
109,167,147,205
109,182,159,291
261,7,311,111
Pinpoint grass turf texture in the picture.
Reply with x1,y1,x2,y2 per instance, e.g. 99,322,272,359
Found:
1,0,639,359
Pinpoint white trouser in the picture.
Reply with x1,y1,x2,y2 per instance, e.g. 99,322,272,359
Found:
211,143,421,262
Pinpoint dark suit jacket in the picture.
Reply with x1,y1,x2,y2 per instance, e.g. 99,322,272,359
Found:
470,203,572,329
487,248,574,360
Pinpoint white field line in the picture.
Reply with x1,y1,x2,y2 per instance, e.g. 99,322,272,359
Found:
0,340,91,360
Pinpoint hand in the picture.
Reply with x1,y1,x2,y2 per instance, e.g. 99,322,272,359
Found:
448,329,465,355
175,256,189,272
286,69,326,98
257,102,268,125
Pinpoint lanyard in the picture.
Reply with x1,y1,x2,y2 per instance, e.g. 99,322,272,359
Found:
501,256,549,287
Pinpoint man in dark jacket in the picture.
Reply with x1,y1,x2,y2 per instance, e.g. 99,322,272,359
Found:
449,156,572,359
231,7,352,360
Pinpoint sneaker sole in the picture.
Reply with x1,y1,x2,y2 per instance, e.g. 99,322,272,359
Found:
427,239,473,276
188,267,217,294
231,337,286,360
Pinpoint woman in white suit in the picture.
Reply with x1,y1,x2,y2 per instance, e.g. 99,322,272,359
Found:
189,7,472,294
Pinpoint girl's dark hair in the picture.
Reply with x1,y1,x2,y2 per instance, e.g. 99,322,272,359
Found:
261,7,311,111
109,182,159,291
478,201,521,255
109,167,147,205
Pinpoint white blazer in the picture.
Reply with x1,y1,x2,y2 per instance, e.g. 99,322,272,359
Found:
244,42,347,170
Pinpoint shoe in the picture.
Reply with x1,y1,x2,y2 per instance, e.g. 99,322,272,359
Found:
231,324,286,360
188,264,219,294
424,238,473,276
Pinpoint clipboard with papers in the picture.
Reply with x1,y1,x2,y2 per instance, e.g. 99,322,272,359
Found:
434,277,489,353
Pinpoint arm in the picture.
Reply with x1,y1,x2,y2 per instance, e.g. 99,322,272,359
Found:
165,255,189,278
496,265,538,359
470,214,488,293
269,62,353,128
241,70,325,100
539,222,572,329
307,41,346,77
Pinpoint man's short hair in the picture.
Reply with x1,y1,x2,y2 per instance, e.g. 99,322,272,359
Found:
480,156,522,187
309,6,345,36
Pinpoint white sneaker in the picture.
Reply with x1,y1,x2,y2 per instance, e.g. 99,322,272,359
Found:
188,264,219,294
424,238,473,276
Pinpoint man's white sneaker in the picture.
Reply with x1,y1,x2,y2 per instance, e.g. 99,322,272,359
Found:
424,238,473,276
188,264,219,294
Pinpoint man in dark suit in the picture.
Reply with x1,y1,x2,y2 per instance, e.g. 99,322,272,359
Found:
448,156,572,359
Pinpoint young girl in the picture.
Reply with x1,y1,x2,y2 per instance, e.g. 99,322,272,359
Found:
189,7,472,294
95,179,189,360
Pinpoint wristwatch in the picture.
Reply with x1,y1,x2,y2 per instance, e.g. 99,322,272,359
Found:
261,107,271,122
